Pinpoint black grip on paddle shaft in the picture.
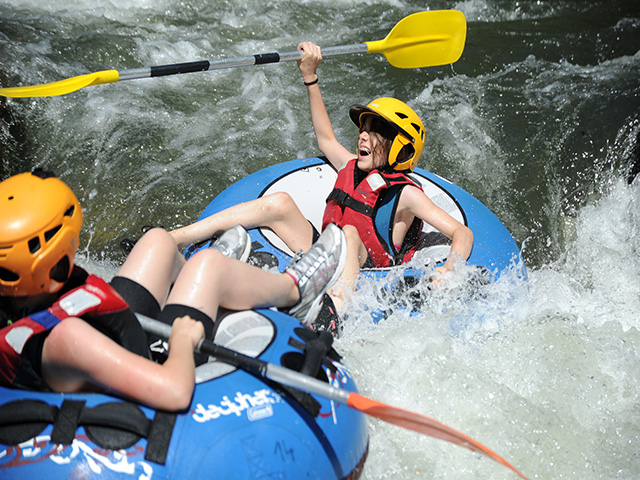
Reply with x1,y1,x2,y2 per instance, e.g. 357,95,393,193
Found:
150,61,212,77
254,53,280,65
198,338,267,377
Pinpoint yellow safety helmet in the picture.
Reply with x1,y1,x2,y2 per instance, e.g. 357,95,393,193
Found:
349,97,425,172
0,171,83,297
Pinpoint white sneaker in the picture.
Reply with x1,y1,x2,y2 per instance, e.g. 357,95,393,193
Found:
209,225,251,262
287,223,347,325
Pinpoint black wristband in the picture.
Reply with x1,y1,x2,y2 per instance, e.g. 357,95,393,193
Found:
303,76,319,86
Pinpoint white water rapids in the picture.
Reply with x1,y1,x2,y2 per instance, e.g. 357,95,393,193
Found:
1,0,639,478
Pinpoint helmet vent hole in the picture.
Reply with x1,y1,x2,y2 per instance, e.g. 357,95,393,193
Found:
0,267,19,282
45,225,62,243
28,237,41,254
49,256,70,283
398,144,415,164
395,112,408,120
64,205,75,217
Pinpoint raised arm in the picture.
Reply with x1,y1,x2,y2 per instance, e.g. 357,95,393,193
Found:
297,41,353,170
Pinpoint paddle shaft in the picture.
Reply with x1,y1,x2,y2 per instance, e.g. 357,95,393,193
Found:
0,10,466,97
136,313,528,478
136,313,349,403
118,45,366,82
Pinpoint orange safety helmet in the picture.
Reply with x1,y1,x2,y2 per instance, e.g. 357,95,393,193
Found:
349,97,425,172
0,171,83,297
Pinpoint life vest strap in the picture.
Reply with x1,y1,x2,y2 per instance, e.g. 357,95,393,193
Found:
326,189,374,217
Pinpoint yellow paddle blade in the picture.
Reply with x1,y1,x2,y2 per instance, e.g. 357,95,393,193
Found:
365,10,467,68
0,69,119,98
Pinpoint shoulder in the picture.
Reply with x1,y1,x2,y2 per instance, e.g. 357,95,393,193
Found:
399,182,427,198
398,184,435,210
334,158,355,171
325,145,355,170
334,157,356,172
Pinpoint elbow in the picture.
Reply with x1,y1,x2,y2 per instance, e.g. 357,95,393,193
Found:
156,362,196,411
170,390,194,412
450,225,474,261
464,227,474,259
155,380,195,411
173,381,196,410
460,224,473,243
152,340,198,411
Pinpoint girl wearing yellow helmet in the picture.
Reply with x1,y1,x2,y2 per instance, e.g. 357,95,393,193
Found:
169,42,473,311
0,171,346,409
299,41,471,284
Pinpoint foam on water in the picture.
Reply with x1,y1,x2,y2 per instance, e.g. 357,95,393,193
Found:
334,171,640,478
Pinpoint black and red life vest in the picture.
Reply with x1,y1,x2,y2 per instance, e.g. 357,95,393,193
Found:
322,159,423,268
0,273,134,387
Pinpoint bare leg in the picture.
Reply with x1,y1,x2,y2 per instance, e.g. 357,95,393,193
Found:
166,249,300,320
116,228,185,307
328,225,367,313
170,192,315,253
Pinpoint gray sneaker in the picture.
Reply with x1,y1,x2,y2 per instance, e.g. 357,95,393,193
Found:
209,225,251,262
287,223,347,325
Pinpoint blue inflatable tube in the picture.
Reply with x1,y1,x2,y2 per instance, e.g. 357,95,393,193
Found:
0,308,368,479
194,157,526,282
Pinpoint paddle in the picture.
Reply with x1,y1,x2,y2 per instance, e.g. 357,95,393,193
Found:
136,313,528,479
0,10,466,98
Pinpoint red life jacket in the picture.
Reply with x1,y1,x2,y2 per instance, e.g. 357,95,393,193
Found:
322,159,424,267
0,274,132,387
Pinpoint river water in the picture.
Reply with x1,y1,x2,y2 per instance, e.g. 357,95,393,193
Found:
1,1,639,478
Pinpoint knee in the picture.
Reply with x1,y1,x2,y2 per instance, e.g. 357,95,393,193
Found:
185,248,229,274
342,225,368,261
265,192,297,218
342,225,362,246
134,228,177,256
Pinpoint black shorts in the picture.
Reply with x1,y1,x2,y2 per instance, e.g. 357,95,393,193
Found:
112,277,215,364
310,221,320,244
12,329,52,391
110,276,161,319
